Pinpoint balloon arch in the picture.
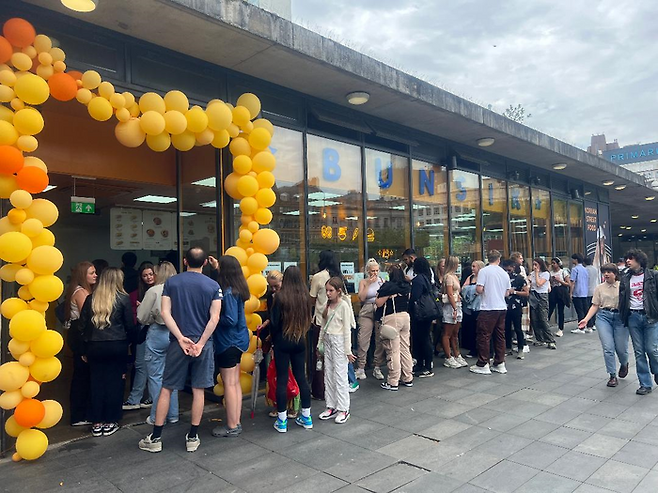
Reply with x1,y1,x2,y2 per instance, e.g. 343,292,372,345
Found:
0,17,279,461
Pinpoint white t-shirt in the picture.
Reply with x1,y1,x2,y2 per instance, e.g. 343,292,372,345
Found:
310,269,330,325
630,273,644,310
476,264,511,311
531,271,550,294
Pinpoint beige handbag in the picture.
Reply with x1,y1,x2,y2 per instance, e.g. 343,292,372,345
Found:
379,295,400,340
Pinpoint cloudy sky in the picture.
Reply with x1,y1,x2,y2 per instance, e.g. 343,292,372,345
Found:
291,0,657,150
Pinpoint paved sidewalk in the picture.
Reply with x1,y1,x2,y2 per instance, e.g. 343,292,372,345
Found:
2,322,658,493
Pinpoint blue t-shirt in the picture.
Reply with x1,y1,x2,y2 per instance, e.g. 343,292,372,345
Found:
213,287,249,354
162,271,222,339
571,264,589,298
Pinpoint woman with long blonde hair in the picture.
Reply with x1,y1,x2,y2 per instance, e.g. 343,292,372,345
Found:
442,256,467,369
79,267,136,437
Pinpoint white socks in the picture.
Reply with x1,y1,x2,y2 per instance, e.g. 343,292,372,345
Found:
301,408,311,418
278,411,287,421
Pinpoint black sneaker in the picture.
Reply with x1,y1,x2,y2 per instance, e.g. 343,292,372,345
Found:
140,398,153,409
91,424,103,437
636,386,653,396
122,401,140,411
380,382,398,391
418,370,434,378
102,423,119,436
547,343,557,350
400,381,414,387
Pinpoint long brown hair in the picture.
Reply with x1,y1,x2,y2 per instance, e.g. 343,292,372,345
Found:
322,276,346,320
217,255,250,301
64,261,94,321
273,266,312,342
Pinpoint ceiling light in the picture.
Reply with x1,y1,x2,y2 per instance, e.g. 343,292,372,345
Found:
43,185,57,192
191,177,216,188
346,91,369,105
631,215,639,219
180,212,196,217
646,196,656,201
134,195,177,204
614,184,627,190
618,234,623,237
552,163,567,170
61,0,98,12
641,229,647,233
584,190,592,196
200,201,217,208
652,219,657,223
620,226,626,229
477,138,495,147
602,180,614,186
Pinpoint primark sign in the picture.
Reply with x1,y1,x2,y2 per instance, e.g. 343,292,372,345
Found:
603,142,658,165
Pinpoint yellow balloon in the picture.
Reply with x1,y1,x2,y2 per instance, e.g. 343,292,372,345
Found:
30,330,64,359
232,106,251,127
122,92,135,108
247,313,262,332
14,73,49,105
128,103,140,117
27,245,63,275
11,98,25,111
253,229,280,255
34,35,52,54
115,118,146,148
225,246,248,266
0,120,19,145
15,268,35,286
252,151,276,173
0,362,30,391
88,97,113,121
1,297,28,319
0,263,21,283
37,64,53,81
16,135,38,152
241,265,251,279
171,130,195,151
31,228,55,248
13,108,44,136
0,390,24,410
224,173,242,200
239,372,252,394
0,232,32,263
242,120,254,133
185,106,208,133
239,229,252,243
36,400,62,429
0,176,18,200
211,129,230,149
115,107,130,123
233,155,252,175
0,69,16,87
237,175,259,197
81,70,101,90
109,93,126,109
206,102,232,131
236,93,261,119
75,88,92,105
5,416,26,438
28,300,48,313
10,190,32,210
23,156,47,173
29,275,64,303
248,127,272,151
20,380,40,399
229,137,251,157
255,188,276,208
29,357,62,383
213,383,225,396
139,92,166,114
164,90,189,112
21,218,44,238
11,52,33,72
245,294,260,314
256,171,275,189
195,128,214,146
240,352,255,372
253,118,275,136
26,199,58,227
240,197,259,216
247,253,268,273
247,221,259,234
9,310,46,342
140,110,166,136
16,429,48,461
146,132,171,152
0,105,14,122
8,208,26,225
163,110,187,135
8,339,30,356
247,274,268,298
19,351,36,367
98,81,114,99
227,123,240,138
247,334,260,353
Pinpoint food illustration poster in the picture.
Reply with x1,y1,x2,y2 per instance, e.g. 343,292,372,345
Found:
143,210,174,250
110,208,143,250
182,214,217,252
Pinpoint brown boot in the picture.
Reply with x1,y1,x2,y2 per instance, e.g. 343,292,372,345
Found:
607,375,618,387
619,363,629,379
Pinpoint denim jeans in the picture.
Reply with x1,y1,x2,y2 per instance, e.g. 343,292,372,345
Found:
348,362,356,385
626,312,658,388
595,310,629,375
126,340,148,405
145,324,179,422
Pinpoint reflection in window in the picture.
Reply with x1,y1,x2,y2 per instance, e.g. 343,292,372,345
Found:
553,198,568,264
570,202,584,257
365,149,409,266
482,177,508,257
307,135,363,278
532,189,551,259
509,183,531,261
412,160,447,263
450,170,481,261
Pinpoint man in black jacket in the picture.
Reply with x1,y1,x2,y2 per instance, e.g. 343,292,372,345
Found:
619,249,658,395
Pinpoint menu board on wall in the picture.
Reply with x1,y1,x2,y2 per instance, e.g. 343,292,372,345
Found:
110,208,143,250
181,214,217,253
143,210,174,250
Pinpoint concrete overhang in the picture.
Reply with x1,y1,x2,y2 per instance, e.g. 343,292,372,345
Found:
20,0,656,230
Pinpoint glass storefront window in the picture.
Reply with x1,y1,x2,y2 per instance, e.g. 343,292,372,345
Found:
307,134,363,284
569,202,584,257
450,170,481,261
482,177,508,258
553,197,568,265
532,189,552,260
412,160,447,265
509,183,531,262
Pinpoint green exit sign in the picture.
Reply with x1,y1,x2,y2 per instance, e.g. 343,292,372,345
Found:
71,196,96,215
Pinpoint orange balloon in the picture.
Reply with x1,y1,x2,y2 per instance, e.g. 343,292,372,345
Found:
48,73,77,101
13,398,45,428
3,19,36,48
0,146,24,175
67,70,83,81
0,36,12,64
16,167,48,194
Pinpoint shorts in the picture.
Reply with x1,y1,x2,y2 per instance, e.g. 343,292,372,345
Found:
215,346,243,369
162,338,214,390
442,302,463,324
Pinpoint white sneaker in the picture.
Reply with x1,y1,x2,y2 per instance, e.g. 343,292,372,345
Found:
355,368,367,380
185,434,200,452
444,357,460,369
584,328,593,333
571,329,585,334
469,364,492,375
138,434,162,453
555,330,563,337
373,367,385,380
491,362,508,374
455,355,468,367
523,346,530,353
591,325,597,331
335,411,350,424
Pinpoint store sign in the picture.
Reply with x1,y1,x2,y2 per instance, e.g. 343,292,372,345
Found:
70,196,95,214
603,143,658,165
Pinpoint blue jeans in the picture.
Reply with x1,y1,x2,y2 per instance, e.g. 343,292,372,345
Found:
126,340,148,405
595,310,629,375
348,362,356,385
145,324,179,422
627,312,658,388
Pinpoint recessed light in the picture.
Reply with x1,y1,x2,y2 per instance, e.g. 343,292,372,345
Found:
652,219,657,223
602,180,615,186
620,226,626,229
180,212,197,217
134,195,177,204
477,138,495,147
646,196,656,201
191,177,216,188
618,234,623,237
200,201,217,208
626,226,632,230
615,184,627,190
641,229,647,233
61,0,98,12
43,185,57,192
631,215,639,219
552,163,567,170
346,91,370,105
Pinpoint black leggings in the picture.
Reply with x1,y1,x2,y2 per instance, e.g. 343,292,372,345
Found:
69,353,90,424
412,318,434,371
273,338,311,413
87,340,128,424
548,289,566,330
505,307,525,350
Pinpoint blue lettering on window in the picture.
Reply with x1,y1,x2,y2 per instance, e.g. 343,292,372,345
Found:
419,169,434,196
455,177,467,202
323,148,341,182
649,149,655,156
631,151,639,159
640,150,646,157
610,154,616,160
511,189,521,210
376,158,393,189
618,154,624,160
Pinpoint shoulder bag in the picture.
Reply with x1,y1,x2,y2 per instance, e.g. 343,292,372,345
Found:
316,309,336,356
380,295,400,340
412,276,441,321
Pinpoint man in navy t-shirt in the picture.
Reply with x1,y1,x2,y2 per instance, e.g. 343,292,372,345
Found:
139,247,222,454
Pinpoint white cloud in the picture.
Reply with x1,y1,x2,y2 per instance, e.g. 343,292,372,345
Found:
292,0,658,149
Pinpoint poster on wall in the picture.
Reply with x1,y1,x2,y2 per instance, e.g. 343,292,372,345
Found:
597,204,613,270
143,211,174,250
110,208,143,250
181,214,217,254
584,201,598,261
